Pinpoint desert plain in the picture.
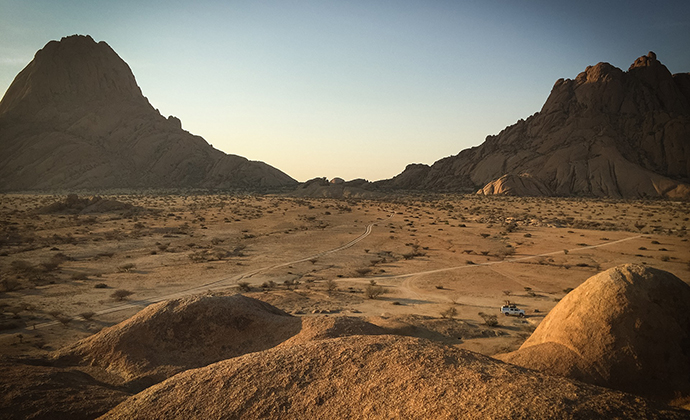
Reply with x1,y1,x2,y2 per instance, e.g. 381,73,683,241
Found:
1,192,688,360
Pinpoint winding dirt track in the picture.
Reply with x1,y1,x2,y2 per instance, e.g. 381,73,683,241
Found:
32,219,381,328
32,216,641,329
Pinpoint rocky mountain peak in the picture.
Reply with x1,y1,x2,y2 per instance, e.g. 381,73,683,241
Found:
0,34,147,119
379,52,690,199
0,35,297,191
629,51,660,70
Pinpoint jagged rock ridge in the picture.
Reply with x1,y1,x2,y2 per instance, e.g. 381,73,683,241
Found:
380,52,690,199
0,35,297,191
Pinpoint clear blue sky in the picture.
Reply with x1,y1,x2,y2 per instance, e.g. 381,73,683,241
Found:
1,1,689,182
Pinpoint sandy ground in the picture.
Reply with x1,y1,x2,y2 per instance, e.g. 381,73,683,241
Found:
1,193,688,358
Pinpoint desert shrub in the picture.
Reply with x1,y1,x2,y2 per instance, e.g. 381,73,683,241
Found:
237,282,251,292
0,278,21,292
0,321,21,331
325,278,337,292
111,289,134,301
495,247,515,260
261,280,276,290
71,272,89,280
94,283,108,289
80,311,96,321
478,312,498,327
355,267,372,277
48,310,72,326
39,261,60,272
503,290,512,296
660,255,670,262
117,263,136,273
440,306,458,319
10,260,35,274
188,251,208,263
365,280,385,299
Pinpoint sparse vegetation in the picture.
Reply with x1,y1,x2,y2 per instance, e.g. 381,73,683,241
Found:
440,306,458,319
80,311,96,320
111,289,134,301
365,280,385,299
478,312,498,327
117,263,136,273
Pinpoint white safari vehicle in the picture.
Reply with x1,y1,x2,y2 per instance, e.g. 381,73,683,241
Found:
500,304,525,317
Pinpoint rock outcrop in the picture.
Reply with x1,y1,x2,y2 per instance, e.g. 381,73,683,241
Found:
497,264,690,402
379,52,690,199
0,35,297,191
53,295,301,388
100,335,687,420
476,173,553,196
292,177,381,198
0,359,130,420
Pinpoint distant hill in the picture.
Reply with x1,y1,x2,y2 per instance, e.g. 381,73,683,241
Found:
0,35,297,191
378,52,690,199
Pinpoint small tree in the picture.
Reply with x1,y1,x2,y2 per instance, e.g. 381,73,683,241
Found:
111,289,134,301
478,312,498,327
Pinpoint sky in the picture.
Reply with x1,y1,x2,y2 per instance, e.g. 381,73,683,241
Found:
1,1,689,182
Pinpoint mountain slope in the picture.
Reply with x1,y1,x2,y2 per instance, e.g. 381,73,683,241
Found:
379,52,690,199
0,35,297,191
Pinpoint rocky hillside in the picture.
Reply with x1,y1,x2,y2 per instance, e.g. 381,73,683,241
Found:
379,52,690,199
0,35,297,191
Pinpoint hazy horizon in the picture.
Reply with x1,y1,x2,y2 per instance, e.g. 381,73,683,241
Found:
1,0,689,182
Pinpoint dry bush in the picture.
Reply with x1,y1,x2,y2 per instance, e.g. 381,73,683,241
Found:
440,306,458,319
365,280,385,299
111,289,134,301
71,272,89,280
325,278,337,292
48,310,72,326
80,311,96,321
0,278,21,292
188,251,208,263
355,267,372,277
478,312,498,327
261,280,276,290
10,260,35,274
237,282,251,292
117,263,136,273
